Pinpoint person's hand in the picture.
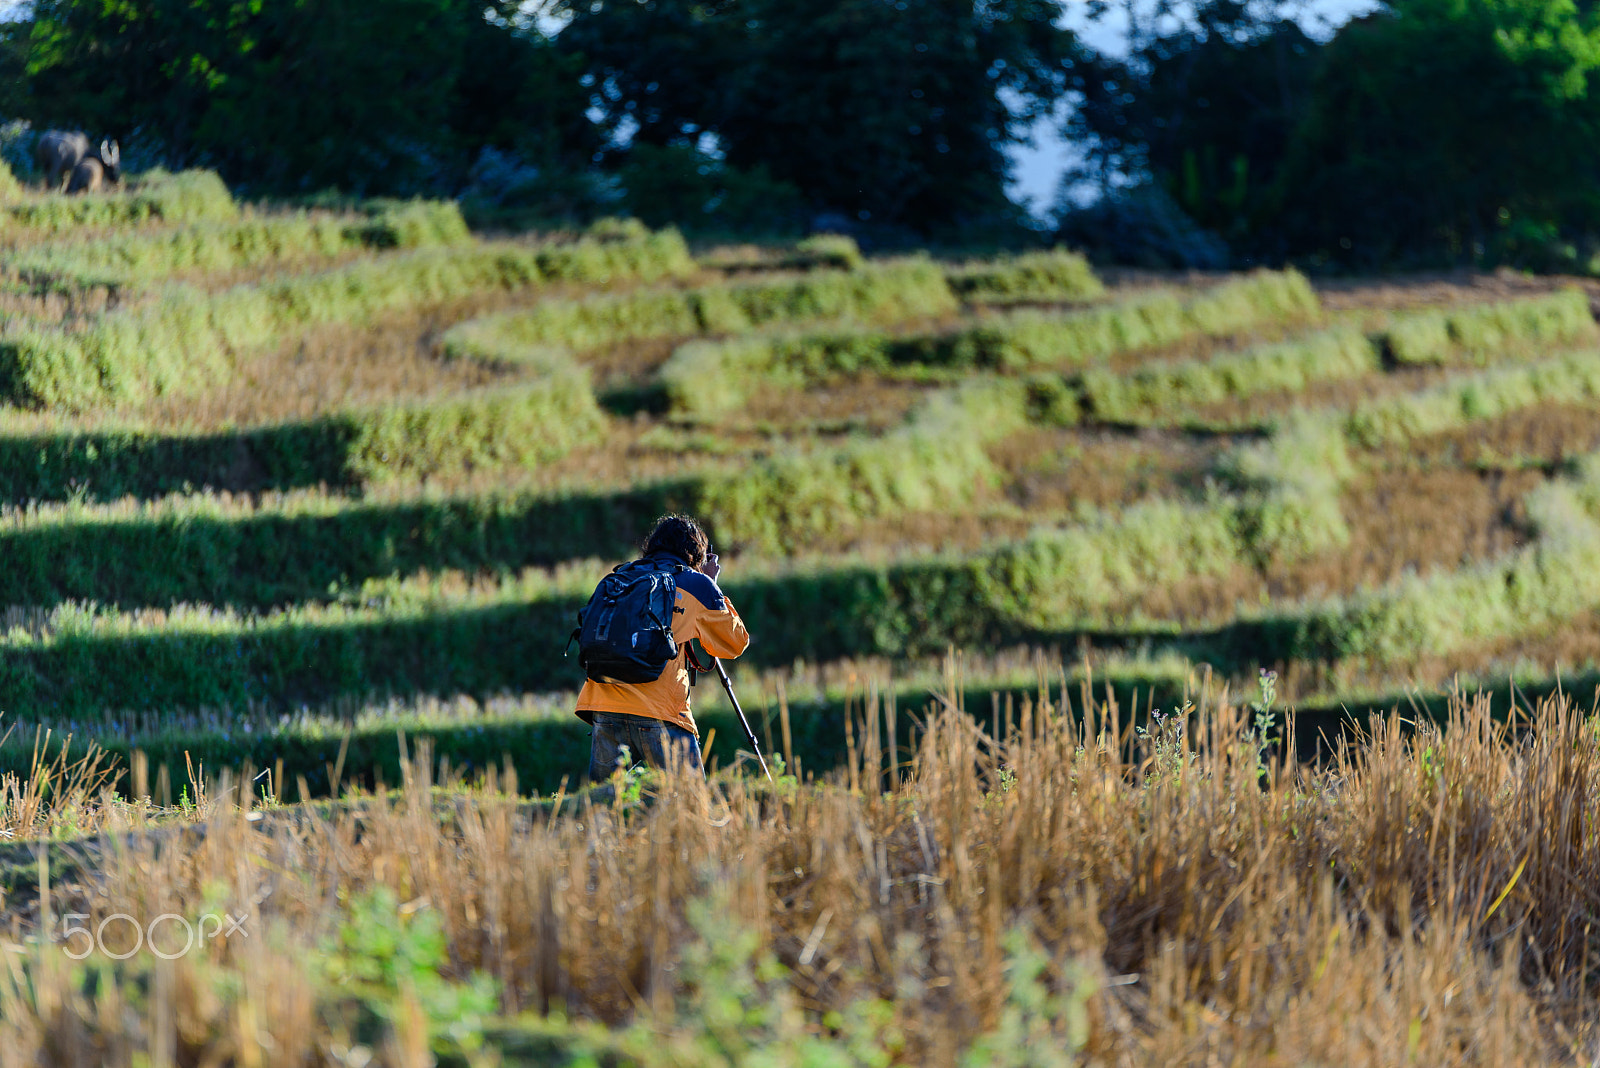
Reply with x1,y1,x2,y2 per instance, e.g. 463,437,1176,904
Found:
699,550,721,582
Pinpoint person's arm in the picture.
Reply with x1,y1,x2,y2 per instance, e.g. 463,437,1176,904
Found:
699,595,750,659
677,571,750,659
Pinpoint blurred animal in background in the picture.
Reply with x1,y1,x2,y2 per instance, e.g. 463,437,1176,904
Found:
34,130,90,190
34,131,120,193
65,140,120,194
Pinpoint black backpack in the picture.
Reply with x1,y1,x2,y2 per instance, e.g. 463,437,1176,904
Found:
569,558,690,684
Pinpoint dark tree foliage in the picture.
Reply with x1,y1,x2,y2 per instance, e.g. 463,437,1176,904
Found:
556,0,1083,230
618,143,807,234
1071,0,1600,268
19,0,596,194
0,22,29,119
451,13,600,168
1275,0,1600,267
1072,1,1318,253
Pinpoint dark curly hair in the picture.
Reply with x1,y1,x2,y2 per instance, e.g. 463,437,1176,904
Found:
642,514,709,567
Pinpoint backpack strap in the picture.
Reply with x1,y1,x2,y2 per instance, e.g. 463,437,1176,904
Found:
630,558,694,648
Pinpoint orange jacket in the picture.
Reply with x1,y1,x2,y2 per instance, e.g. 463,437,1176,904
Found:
576,558,750,735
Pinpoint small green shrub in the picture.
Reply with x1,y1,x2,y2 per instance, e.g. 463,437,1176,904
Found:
0,227,694,408
1345,349,1600,446
1380,289,1595,365
694,378,1028,553
787,234,864,271
346,198,472,249
340,372,605,484
7,200,472,292
945,247,1105,304
0,159,22,201
661,269,1321,416
1255,459,1600,665
1075,326,1378,424
131,169,239,224
460,258,958,359
660,328,910,418
2,169,239,233
321,885,499,1043
943,268,1315,375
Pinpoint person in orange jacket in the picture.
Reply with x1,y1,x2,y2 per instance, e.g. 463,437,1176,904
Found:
577,515,750,780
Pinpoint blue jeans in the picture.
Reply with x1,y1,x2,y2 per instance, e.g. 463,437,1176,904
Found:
585,711,703,781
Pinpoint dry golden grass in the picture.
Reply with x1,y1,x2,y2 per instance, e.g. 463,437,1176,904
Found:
723,377,938,434
816,508,1043,556
0,279,123,326
626,395,1600,564
137,248,381,294
1095,312,1341,374
1182,363,1467,428
586,336,685,388
1314,269,1599,314
1,679,1596,1064
1398,400,1600,470
1059,462,1540,636
131,273,703,429
137,293,526,427
968,403,1600,640
10,264,711,432
992,425,1220,511
1253,403,1600,604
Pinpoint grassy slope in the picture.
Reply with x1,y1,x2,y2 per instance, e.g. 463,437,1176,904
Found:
0,199,1588,786
0,204,1591,1064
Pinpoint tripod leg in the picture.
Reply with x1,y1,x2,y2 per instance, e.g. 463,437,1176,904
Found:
713,658,773,782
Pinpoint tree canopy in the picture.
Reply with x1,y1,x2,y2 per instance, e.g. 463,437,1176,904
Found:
19,0,593,194
555,0,1081,229
4,0,1084,231
1278,0,1600,266
1070,0,1600,268
11,0,1600,262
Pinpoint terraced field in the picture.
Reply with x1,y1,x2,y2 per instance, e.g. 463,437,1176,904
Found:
0,171,1592,795
5,169,1600,1064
